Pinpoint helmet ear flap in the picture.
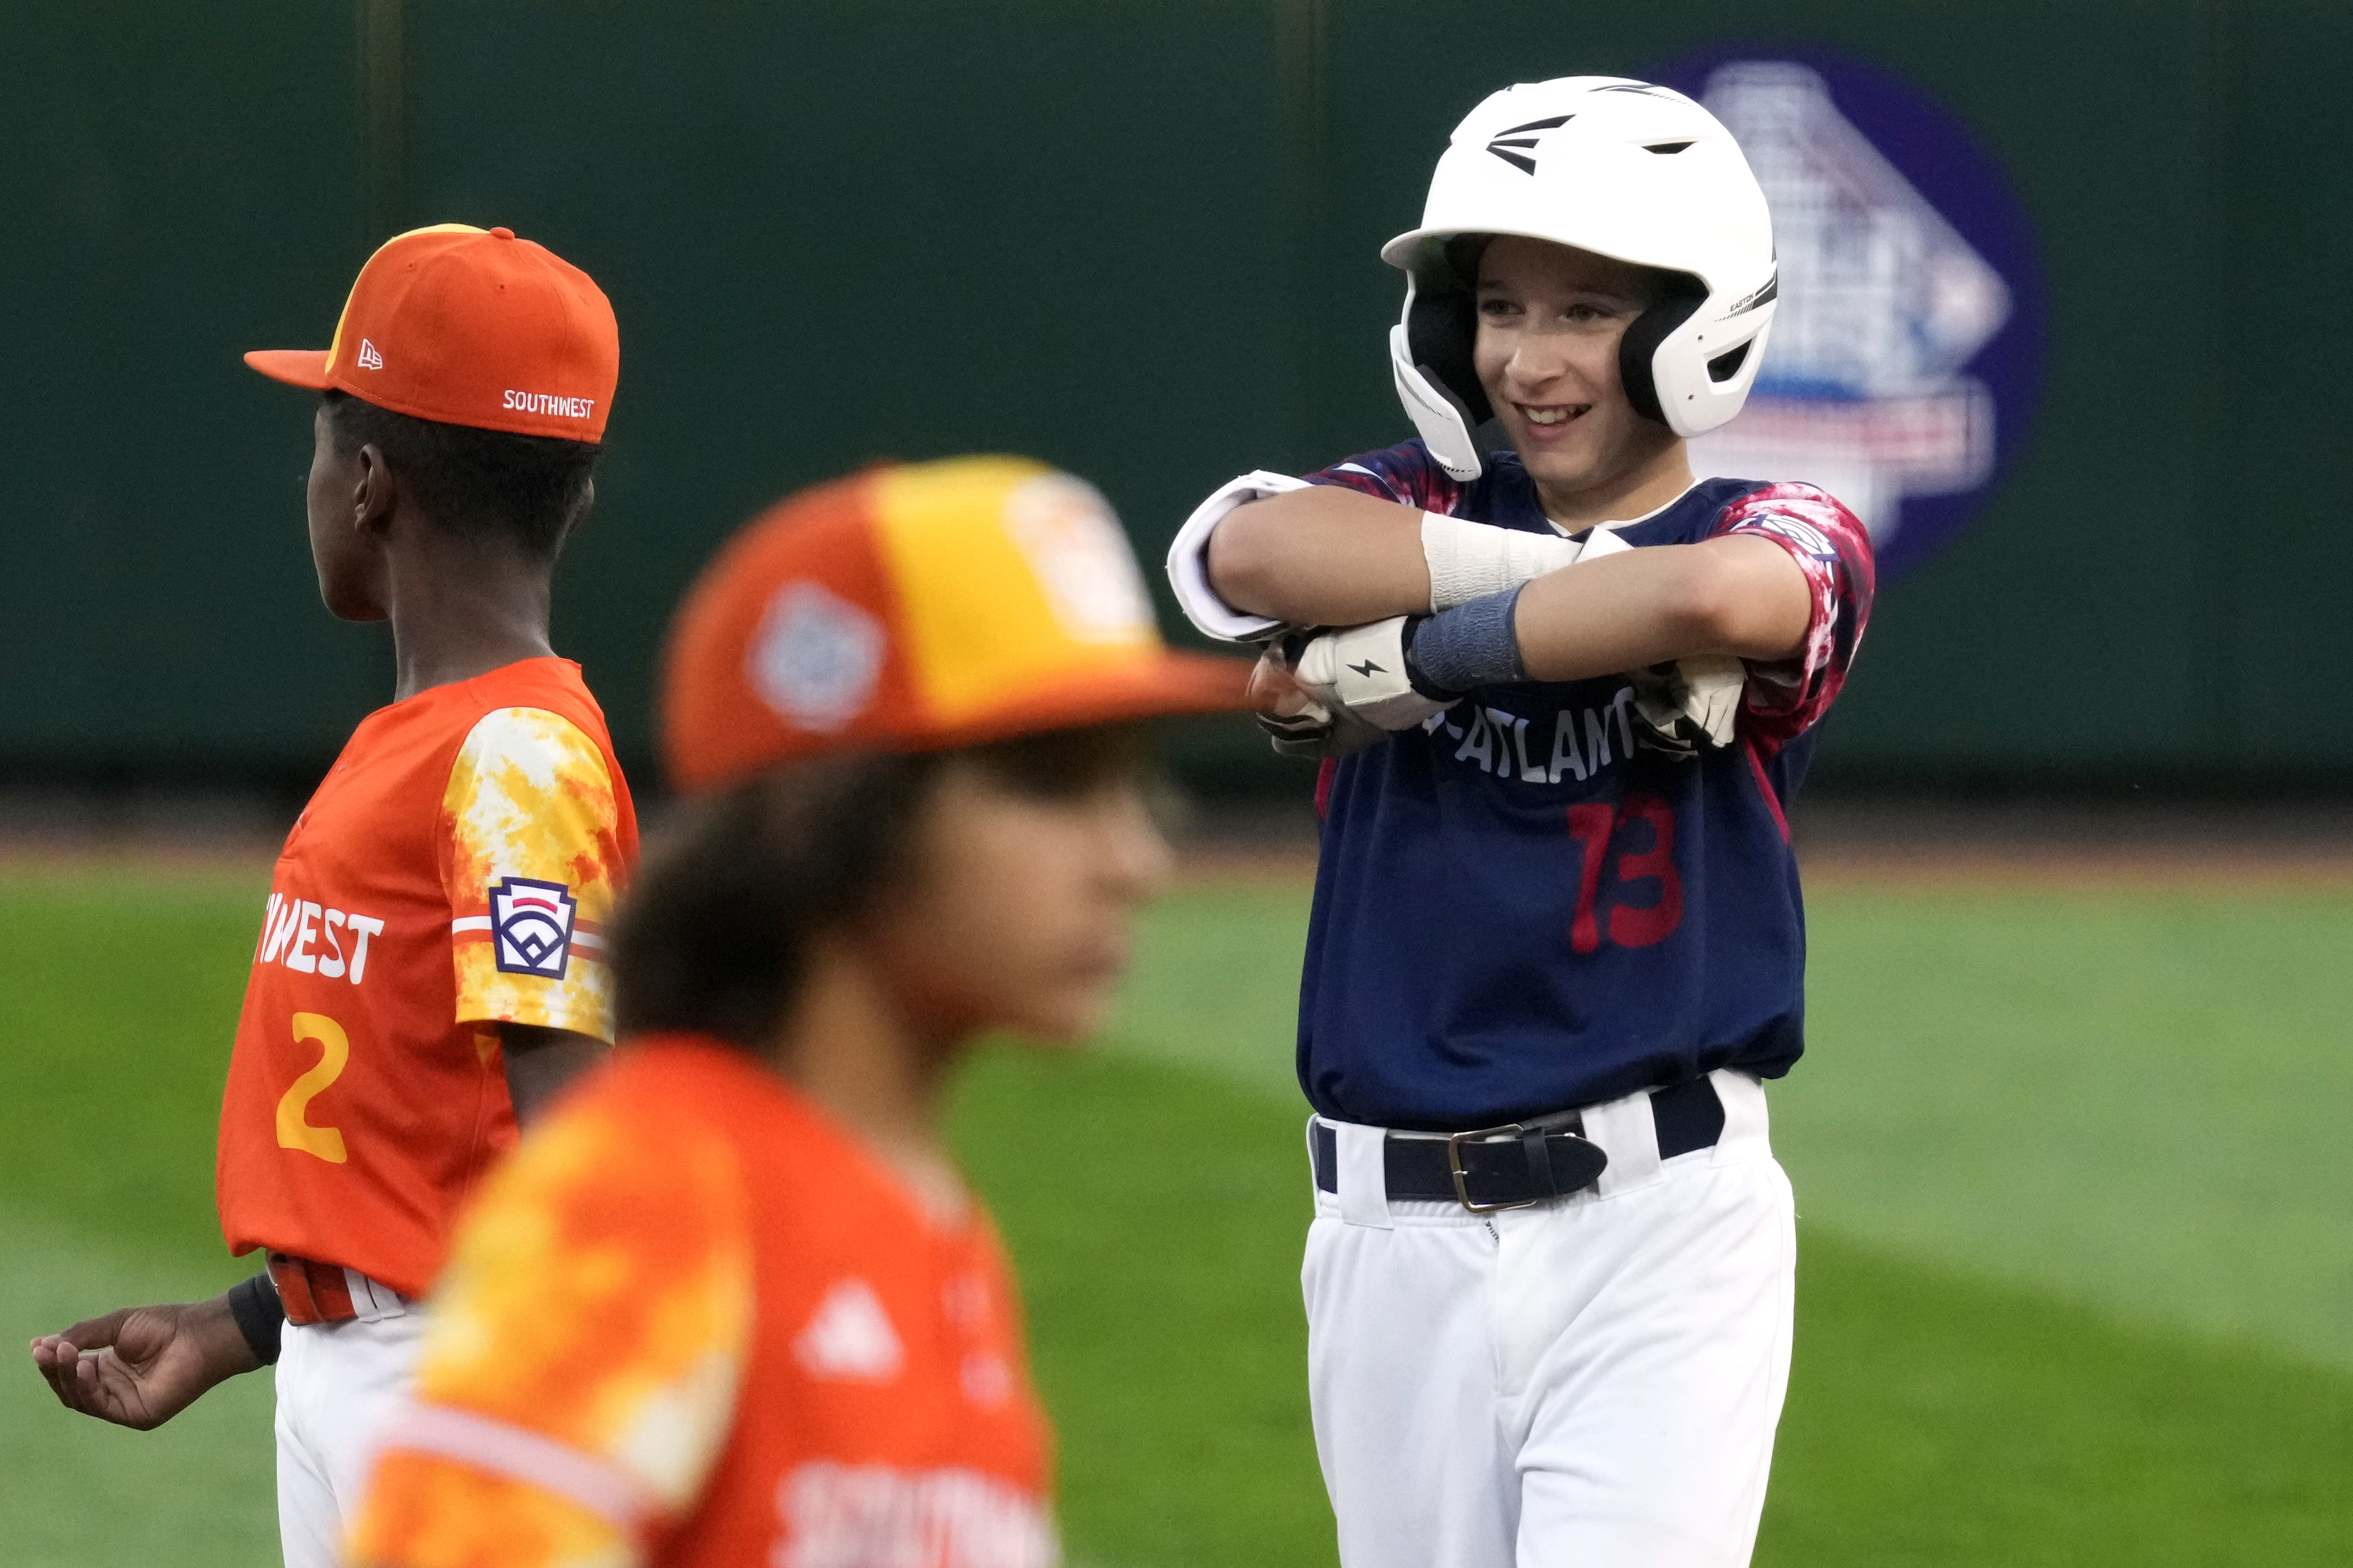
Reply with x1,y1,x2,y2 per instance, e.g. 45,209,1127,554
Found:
1617,280,1706,426
1391,270,1495,482
1405,282,1492,426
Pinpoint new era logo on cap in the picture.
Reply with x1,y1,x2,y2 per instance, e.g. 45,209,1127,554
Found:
357,339,384,370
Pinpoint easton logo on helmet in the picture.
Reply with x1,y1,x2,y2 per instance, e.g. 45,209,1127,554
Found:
488,876,577,979
1724,273,1781,316
1485,116,1571,174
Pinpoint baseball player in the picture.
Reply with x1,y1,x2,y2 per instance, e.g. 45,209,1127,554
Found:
1165,78,1876,1566
340,456,1250,1567
27,224,636,1568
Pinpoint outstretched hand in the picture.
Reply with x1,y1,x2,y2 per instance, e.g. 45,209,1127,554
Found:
29,1295,260,1430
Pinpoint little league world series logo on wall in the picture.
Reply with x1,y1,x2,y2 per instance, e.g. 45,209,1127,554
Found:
1656,49,2046,581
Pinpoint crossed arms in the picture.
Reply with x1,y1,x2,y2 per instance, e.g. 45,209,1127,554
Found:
1206,485,1815,674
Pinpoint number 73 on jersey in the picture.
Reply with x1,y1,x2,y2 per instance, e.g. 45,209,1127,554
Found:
1566,796,1682,955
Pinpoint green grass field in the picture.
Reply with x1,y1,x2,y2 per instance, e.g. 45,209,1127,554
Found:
3,864,2348,1565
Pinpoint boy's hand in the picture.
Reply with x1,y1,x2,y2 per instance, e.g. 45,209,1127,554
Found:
29,1295,260,1430
1250,633,1353,757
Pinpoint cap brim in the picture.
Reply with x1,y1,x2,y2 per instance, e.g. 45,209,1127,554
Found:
243,349,334,389
917,650,1258,751
665,649,1262,795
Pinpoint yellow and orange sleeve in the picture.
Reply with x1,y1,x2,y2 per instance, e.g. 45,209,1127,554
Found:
442,708,627,1040
350,1082,754,1568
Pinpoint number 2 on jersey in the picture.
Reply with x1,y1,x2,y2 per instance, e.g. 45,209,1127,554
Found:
276,1012,351,1164
1566,796,1684,954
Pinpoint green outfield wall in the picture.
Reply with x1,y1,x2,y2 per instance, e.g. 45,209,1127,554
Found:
2,1,2344,792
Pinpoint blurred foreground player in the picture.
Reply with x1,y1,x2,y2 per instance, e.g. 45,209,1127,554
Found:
1167,80,1875,1566
345,457,1250,1567
29,224,635,1567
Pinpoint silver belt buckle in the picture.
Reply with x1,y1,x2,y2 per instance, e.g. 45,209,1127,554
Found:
1445,1122,1539,1213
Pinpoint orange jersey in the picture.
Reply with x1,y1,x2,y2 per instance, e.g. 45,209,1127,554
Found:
217,658,637,1299
350,1037,1056,1568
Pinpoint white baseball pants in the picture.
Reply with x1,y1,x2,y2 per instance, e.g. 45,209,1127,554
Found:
274,1279,423,1568
1302,1070,1796,1568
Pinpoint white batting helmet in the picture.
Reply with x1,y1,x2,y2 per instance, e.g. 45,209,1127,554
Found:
1384,77,1779,480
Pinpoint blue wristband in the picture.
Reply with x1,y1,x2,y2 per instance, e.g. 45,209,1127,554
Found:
1405,583,1530,698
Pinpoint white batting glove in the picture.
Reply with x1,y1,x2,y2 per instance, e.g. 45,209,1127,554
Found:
1296,618,1451,732
1630,654,1745,757
1250,619,1456,759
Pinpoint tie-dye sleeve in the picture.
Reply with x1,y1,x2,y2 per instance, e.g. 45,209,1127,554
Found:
441,708,628,1040
1708,482,1876,744
350,1080,754,1568
1303,440,1470,515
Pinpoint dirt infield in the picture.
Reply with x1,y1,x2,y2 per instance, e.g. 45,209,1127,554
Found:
0,837,284,882
1789,797,2353,892
1171,796,2353,894
9,793,2353,896
1794,842,2353,893
1172,843,2353,894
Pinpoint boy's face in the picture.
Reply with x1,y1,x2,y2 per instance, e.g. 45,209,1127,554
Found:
304,403,388,622
1472,236,1682,504
864,752,1172,1048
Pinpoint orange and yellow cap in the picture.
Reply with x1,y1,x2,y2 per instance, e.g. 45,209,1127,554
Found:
244,223,618,441
662,456,1254,792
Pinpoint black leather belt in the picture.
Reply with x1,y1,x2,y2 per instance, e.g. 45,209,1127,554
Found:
1311,1076,1728,1212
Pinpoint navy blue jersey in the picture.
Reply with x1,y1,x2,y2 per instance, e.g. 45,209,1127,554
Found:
1296,440,1875,1130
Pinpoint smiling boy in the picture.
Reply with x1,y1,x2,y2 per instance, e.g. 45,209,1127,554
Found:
1166,78,1875,1567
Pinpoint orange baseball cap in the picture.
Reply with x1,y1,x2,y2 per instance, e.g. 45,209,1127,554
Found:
663,455,1255,792
244,223,618,441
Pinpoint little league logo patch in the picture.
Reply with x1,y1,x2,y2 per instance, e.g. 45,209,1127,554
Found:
749,579,886,732
489,877,577,979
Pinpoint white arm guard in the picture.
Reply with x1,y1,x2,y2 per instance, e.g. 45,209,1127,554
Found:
1164,470,1314,642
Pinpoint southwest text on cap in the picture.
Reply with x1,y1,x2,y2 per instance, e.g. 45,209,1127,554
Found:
502,390,596,419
